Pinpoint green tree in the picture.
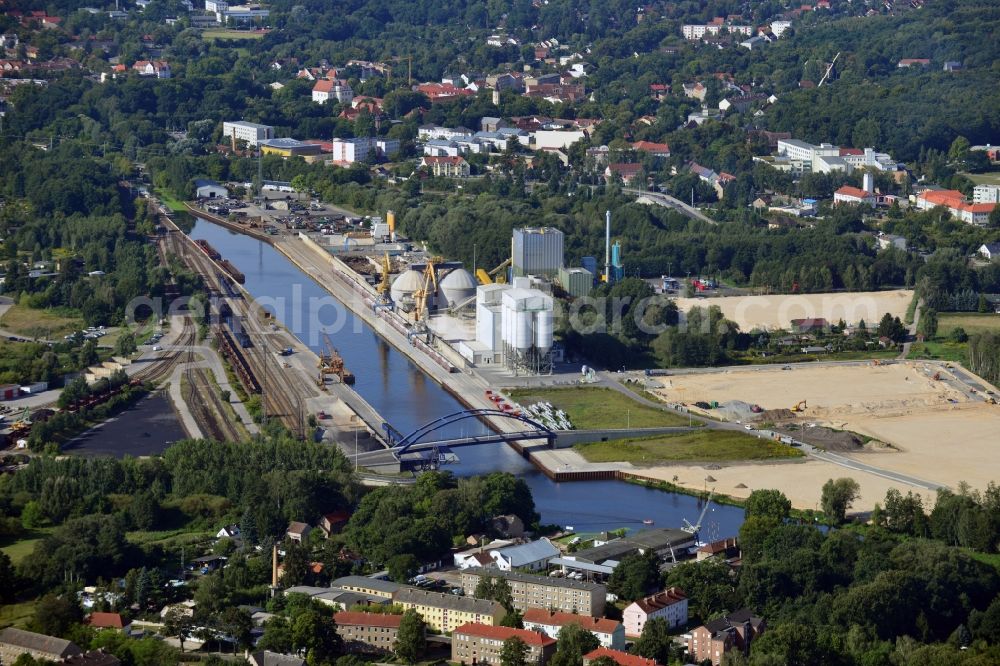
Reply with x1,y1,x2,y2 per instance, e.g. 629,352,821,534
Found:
917,307,938,339
0,552,19,603
633,617,674,665
164,607,193,652
664,559,737,622
500,636,530,666
28,594,83,638
291,609,340,662
607,551,659,601
257,616,294,654
387,553,419,583
20,500,44,529
217,607,253,654
500,609,524,629
745,489,792,522
551,622,600,666
114,329,137,357
394,609,426,663
821,478,861,524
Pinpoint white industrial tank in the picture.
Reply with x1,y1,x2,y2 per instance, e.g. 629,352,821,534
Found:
390,269,424,311
515,310,534,350
437,268,478,308
535,309,554,351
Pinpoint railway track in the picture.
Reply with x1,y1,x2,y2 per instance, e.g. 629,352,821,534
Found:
182,366,244,442
132,317,197,385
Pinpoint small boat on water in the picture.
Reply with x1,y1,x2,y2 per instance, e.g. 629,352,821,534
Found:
642,519,654,525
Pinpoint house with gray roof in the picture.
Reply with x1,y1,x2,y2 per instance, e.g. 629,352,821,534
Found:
490,538,560,571
248,651,306,666
331,575,401,599
0,627,83,663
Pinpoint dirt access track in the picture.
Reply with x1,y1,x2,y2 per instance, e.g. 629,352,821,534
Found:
673,289,913,331
652,361,1000,501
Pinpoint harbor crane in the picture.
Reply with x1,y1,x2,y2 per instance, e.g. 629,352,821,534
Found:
682,488,715,540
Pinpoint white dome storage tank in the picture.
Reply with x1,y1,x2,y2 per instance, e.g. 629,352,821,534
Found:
535,308,554,351
437,268,478,308
390,269,425,311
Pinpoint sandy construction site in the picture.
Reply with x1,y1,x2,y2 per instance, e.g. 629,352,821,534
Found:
652,361,1000,502
673,289,913,331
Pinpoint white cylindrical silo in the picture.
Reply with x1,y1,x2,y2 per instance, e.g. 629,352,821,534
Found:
515,310,533,350
535,308,554,351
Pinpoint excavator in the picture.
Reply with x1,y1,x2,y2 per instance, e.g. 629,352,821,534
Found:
791,400,808,412
476,258,511,285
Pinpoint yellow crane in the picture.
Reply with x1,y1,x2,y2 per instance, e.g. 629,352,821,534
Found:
413,259,440,323
476,258,511,285
376,252,392,297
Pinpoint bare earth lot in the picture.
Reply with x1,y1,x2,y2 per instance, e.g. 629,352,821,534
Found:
673,289,913,331
650,361,1000,506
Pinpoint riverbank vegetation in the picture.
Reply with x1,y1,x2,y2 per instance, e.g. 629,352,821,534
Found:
575,430,803,464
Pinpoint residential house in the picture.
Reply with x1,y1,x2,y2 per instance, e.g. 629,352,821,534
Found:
394,588,503,633
719,94,766,114
247,651,306,666
631,141,670,158
916,189,996,226
423,139,462,157
897,58,931,68
216,524,241,539
0,628,83,663
833,185,876,207
334,611,405,655
318,510,350,537
481,116,507,132
489,538,560,571
943,61,963,72
876,233,907,252
286,521,312,542
979,243,1000,261
583,647,659,666
686,609,765,666
312,79,353,104
682,82,707,101
695,537,740,562
460,569,607,616
416,82,474,102
331,576,400,599
649,83,669,102
523,610,625,650
132,60,170,78
605,163,643,186
623,588,688,636
491,514,525,538
455,550,498,570
422,156,471,178
64,652,121,666
791,318,829,334
452,624,557,666
87,613,128,632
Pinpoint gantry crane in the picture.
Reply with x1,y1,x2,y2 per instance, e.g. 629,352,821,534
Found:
376,252,392,298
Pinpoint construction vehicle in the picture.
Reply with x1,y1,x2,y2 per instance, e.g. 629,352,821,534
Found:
11,407,31,430
791,400,807,412
476,258,511,285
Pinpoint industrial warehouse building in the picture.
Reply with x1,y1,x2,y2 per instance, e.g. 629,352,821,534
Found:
193,178,228,198
512,227,564,277
222,120,274,147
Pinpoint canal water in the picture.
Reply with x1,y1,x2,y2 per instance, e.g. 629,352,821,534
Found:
190,220,745,536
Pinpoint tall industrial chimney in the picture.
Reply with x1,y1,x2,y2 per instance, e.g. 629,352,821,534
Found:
604,210,611,284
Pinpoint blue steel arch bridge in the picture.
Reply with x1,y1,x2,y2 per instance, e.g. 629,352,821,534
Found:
374,408,555,471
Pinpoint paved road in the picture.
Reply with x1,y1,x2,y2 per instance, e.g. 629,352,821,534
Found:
623,188,718,225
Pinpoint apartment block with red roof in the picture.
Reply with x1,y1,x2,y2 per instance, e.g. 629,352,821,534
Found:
452,624,557,666
522,610,625,650
583,647,660,666
623,588,688,637
916,189,996,226
334,612,407,655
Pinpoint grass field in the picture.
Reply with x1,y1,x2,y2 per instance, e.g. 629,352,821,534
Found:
909,313,1000,364
154,187,189,214
0,304,84,339
1,528,52,565
575,430,804,464
202,29,267,41
0,599,37,628
504,386,692,429
962,171,1000,186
